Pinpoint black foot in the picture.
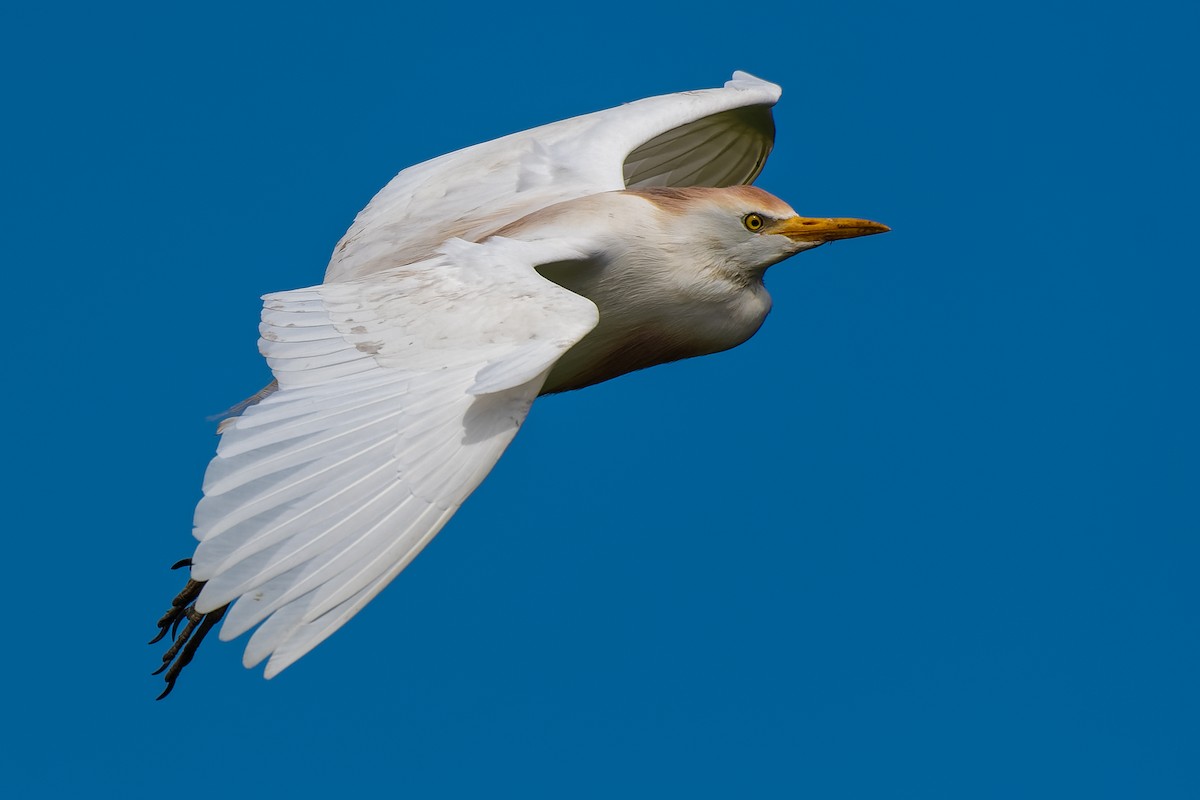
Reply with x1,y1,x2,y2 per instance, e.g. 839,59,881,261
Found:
151,559,228,700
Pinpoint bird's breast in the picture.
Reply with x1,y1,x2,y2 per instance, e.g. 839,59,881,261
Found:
539,277,771,394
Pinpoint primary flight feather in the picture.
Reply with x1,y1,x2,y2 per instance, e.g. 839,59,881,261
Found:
152,71,888,696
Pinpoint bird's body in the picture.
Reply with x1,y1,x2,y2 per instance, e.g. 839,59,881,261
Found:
152,73,887,694
509,188,779,393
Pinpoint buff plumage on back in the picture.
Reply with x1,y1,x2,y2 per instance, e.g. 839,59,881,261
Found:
324,72,779,283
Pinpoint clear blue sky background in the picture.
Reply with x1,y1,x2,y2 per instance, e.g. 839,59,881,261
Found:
4,1,1197,797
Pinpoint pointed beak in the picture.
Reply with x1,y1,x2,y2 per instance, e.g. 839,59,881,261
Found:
769,216,890,243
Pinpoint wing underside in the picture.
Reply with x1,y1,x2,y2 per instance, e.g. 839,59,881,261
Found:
623,104,774,189
183,237,599,678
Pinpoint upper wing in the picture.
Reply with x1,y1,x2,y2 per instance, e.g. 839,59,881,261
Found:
325,71,780,283
188,236,600,678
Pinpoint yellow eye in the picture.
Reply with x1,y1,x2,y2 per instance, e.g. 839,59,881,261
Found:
743,213,766,232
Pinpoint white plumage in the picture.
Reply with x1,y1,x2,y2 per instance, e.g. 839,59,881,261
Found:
324,71,779,283
153,71,887,690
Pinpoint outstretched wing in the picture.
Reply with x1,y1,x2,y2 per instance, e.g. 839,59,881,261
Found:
188,236,600,678
326,71,780,282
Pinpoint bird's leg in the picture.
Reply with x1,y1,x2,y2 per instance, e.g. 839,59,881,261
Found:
150,559,228,700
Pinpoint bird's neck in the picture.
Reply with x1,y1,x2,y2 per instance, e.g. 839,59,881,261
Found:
538,222,772,394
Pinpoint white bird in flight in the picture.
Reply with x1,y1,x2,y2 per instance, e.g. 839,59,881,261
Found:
152,71,888,696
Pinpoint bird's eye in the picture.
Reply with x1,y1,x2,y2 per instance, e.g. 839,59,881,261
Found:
743,213,766,232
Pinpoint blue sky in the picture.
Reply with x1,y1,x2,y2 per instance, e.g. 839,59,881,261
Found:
4,1,1197,797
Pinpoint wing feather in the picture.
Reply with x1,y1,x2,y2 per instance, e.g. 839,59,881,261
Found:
326,71,780,282
188,236,600,676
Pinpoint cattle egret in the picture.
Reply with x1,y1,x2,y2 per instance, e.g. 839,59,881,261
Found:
151,71,888,697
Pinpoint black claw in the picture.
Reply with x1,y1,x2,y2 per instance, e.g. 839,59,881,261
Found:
156,679,177,701
169,609,188,640
152,559,227,699
171,558,193,570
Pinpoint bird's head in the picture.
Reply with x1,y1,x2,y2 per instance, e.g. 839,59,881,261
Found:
630,185,889,280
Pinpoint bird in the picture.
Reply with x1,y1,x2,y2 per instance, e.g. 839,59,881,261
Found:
151,71,888,697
